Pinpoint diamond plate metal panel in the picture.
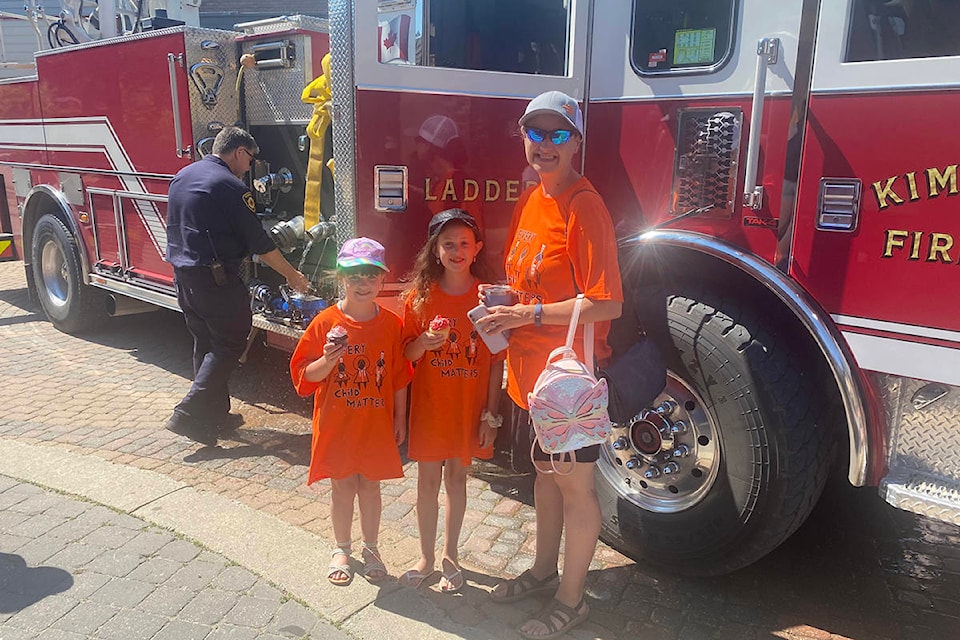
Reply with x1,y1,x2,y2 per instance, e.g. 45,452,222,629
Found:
881,470,960,525
236,15,330,35
242,35,315,125
252,313,304,339
328,0,357,245
873,372,960,478
183,27,241,159
875,373,960,524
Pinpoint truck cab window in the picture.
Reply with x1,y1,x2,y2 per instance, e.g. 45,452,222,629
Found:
846,0,960,62
377,0,570,75
630,0,737,75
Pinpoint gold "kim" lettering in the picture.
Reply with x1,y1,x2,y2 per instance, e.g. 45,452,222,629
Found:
872,164,960,209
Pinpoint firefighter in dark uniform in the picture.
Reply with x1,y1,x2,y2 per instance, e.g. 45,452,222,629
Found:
164,126,310,445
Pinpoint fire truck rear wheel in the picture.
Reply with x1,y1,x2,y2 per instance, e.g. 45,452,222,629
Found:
595,289,834,576
31,214,105,334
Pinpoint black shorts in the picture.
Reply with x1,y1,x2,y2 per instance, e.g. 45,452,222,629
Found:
515,405,601,464
532,440,601,464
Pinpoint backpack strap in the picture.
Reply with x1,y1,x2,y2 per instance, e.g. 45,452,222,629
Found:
564,294,584,348
565,294,595,372
560,187,594,295
530,439,576,475
560,187,598,371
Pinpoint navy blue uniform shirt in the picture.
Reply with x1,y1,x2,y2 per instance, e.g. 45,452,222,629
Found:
165,155,274,270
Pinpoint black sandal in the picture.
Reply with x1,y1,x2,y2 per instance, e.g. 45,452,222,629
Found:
519,598,590,640
489,568,560,603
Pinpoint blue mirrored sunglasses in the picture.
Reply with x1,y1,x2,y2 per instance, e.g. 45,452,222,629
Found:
523,127,574,145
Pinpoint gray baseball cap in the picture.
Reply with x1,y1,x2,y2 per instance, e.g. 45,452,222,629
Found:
518,91,584,135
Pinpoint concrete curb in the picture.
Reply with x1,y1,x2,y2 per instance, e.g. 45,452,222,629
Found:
0,439,486,640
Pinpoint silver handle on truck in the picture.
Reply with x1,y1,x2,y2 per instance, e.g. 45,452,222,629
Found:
742,37,779,211
167,53,192,159
249,40,295,69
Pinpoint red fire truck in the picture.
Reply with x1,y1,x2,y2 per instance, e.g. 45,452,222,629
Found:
1,0,958,576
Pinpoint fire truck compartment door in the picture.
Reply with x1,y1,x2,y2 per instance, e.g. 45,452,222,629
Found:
590,1,803,101
342,0,592,280
792,0,960,386
584,0,807,237
354,2,589,100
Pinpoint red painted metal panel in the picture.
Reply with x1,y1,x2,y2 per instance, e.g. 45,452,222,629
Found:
311,32,330,76
89,191,120,267
0,167,22,254
0,78,41,121
354,88,531,281
122,197,171,283
31,33,186,287
584,97,793,264
35,32,190,177
792,90,960,335
0,78,45,252
0,78,44,167
355,90,794,277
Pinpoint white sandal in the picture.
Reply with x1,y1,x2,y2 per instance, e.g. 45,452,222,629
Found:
328,542,353,586
361,541,388,583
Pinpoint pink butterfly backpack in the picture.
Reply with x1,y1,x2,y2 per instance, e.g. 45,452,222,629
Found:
528,295,612,471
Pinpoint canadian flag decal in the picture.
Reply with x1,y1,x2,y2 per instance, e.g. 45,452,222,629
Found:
378,14,412,63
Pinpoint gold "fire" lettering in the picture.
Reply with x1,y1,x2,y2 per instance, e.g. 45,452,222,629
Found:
882,229,955,263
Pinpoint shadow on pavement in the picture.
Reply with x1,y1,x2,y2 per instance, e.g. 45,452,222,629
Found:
373,472,959,639
0,285,35,314
0,553,73,613
70,305,314,422
473,461,535,508
0,313,42,328
0,285,43,327
183,430,313,467
577,480,960,639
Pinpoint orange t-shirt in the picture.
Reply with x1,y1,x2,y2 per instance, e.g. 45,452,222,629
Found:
401,282,504,465
503,177,623,410
290,304,413,483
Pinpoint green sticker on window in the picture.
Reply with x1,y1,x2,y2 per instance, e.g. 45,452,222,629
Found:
673,28,717,66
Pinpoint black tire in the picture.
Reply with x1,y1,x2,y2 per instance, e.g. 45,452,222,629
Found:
30,214,105,334
596,288,836,576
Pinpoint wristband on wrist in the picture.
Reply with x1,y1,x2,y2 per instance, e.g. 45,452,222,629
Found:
481,409,503,429
533,302,543,327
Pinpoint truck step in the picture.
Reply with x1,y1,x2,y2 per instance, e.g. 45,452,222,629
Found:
881,468,960,526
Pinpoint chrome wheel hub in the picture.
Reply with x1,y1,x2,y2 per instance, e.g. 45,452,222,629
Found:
40,238,69,309
598,373,720,513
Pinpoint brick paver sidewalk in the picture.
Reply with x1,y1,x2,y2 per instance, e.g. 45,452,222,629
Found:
2,259,959,640
0,476,342,640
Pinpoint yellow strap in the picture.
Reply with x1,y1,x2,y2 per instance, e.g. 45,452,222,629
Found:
302,53,333,229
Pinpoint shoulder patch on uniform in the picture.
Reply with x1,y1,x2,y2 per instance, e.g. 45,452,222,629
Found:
243,191,256,212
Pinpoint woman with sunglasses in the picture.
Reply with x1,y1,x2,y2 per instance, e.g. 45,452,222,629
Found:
476,91,623,639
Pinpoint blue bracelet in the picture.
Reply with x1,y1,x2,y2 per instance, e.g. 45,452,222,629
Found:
534,302,543,327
